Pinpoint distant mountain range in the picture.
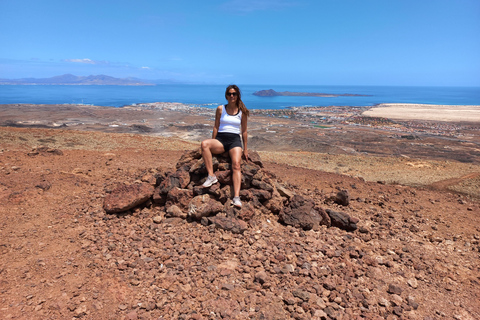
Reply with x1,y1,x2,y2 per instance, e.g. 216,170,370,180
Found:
0,74,156,86
253,89,371,97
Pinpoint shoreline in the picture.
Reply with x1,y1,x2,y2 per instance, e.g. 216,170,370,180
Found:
362,103,480,122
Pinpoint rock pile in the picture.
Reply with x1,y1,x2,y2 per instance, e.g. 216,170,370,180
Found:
103,149,358,233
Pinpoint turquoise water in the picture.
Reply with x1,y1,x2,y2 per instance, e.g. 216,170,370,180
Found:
0,84,479,109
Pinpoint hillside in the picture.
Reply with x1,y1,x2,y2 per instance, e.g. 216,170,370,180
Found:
0,124,479,319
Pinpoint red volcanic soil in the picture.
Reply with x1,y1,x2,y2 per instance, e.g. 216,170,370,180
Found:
0,104,479,319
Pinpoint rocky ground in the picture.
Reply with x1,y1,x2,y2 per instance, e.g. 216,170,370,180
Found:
0,104,479,319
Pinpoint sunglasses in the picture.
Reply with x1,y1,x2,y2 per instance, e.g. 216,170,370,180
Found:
227,92,238,97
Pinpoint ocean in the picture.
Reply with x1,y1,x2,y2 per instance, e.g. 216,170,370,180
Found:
0,84,479,110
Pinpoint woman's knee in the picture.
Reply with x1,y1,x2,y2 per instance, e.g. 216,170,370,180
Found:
231,157,241,171
232,163,241,172
201,140,210,150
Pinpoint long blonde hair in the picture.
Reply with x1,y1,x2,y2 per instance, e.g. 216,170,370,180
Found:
225,84,249,117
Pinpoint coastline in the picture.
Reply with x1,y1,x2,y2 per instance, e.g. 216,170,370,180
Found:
1,84,479,108
362,103,480,122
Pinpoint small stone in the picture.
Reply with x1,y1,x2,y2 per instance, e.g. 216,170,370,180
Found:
387,284,402,295
409,225,420,232
390,294,403,306
282,264,295,273
254,271,268,284
407,278,418,288
74,304,87,316
104,152,116,160
378,297,390,307
92,301,103,310
292,289,310,302
35,181,52,191
313,309,328,318
126,310,138,320
392,306,403,316
166,204,186,218
407,296,419,310
221,283,234,291
153,215,163,224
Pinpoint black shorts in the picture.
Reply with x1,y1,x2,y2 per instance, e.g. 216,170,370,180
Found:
216,132,243,152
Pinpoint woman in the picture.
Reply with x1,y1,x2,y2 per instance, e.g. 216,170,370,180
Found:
200,84,249,208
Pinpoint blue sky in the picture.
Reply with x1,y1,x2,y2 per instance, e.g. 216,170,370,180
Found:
1,0,479,86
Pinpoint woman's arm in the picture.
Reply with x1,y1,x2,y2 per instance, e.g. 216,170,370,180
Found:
212,105,222,139
241,113,248,160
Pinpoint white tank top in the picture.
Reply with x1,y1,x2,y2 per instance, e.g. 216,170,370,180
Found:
218,105,242,134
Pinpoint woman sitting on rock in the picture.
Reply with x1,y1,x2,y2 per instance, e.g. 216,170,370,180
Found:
200,84,250,208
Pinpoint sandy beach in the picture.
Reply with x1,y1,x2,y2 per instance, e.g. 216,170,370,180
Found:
362,103,480,122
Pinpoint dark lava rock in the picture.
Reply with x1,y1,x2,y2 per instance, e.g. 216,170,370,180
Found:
326,209,358,231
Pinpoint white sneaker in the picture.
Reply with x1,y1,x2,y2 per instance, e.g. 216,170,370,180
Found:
202,175,218,187
232,196,242,208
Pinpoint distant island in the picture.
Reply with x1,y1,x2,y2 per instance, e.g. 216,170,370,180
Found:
253,89,371,97
0,74,154,86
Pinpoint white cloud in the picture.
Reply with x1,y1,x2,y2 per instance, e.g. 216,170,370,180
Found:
64,58,95,64
64,58,109,65
141,66,151,69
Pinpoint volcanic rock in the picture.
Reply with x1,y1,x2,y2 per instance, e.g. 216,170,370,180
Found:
207,216,248,234
188,194,223,220
326,209,358,231
279,195,329,230
103,182,154,213
103,149,360,235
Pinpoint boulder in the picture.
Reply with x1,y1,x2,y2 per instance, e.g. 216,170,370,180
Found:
251,179,274,192
251,189,272,202
275,182,295,199
263,192,284,214
166,187,194,209
153,169,191,204
335,189,350,206
247,150,264,168
175,148,202,170
103,183,154,213
326,209,357,231
188,195,224,220
279,195,328,230
216,170,232,185
236,203,256,221
152,187,168,205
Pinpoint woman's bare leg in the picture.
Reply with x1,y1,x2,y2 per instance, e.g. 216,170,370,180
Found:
229,147,243,198
201,139,225,176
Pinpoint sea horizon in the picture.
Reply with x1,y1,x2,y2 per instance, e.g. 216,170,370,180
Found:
1,84,479,110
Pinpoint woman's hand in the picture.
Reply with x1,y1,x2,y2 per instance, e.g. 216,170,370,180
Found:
243,149,249,161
